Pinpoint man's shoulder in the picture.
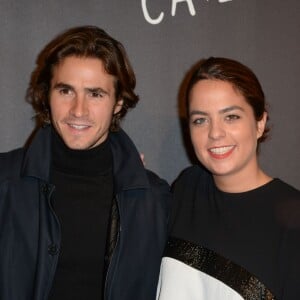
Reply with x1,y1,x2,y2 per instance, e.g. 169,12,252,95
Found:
0,147,25,180
143,169,171,213
145,169,170,190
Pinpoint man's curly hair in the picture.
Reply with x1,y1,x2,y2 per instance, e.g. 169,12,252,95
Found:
27,25,139,131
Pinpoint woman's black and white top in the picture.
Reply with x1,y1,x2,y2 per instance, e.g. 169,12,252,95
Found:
157,165,300,300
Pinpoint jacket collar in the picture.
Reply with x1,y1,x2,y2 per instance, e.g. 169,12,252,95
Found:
21,125,149,191
108,129,149,192
21,126,52,181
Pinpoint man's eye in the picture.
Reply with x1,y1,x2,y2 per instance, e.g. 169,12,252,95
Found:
92,92,103,98
225,114,240,121
59,88,72,95
89,91,105,98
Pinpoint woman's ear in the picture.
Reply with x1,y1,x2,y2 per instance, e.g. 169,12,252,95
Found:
257,112,267,139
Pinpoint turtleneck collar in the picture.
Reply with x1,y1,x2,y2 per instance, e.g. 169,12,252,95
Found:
51,128,112,177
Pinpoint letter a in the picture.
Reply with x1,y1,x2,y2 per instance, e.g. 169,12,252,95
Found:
171,0,196,16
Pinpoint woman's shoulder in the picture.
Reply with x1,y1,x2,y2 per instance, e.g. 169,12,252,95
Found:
173,164,211,185
268,179,300,230
268,178,299,199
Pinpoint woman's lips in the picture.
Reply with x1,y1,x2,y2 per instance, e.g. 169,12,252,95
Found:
208,145,235,159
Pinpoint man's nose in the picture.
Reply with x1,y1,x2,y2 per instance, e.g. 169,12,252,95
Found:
70,96,88,117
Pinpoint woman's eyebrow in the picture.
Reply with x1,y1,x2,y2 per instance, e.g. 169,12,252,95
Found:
189,110,208,117
219,105,244,114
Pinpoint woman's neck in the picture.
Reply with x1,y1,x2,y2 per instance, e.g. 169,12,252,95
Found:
213,167,273,193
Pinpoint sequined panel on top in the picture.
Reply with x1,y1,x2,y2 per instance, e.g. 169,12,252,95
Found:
164,236,277,300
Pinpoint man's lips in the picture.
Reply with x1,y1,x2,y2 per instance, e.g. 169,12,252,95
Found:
68,123,91,130
208,145,235,159
62,119,94,130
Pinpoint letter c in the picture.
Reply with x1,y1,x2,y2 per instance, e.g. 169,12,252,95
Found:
141,0,164,25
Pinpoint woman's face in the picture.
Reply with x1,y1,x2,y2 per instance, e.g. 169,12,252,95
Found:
188,79,266,184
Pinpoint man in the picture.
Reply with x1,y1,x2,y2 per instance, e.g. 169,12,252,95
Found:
0,26,170,300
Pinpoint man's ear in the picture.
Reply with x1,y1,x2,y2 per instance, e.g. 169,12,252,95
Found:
114,99,124,114
257,112,267,139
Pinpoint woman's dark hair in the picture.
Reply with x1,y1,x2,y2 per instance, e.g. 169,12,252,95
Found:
27,25,139,130
185,57,269,143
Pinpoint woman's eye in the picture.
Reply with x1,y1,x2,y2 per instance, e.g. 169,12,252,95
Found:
191,118,207,125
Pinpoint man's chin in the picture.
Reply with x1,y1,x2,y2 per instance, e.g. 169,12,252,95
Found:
60,138,89,150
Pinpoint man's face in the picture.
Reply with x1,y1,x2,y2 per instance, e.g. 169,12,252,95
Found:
49,56,123,150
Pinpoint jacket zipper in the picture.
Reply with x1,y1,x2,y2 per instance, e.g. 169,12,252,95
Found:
104,195,121,300
42,183,62,300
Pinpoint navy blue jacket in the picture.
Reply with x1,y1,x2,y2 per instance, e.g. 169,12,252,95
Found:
0,126,170,300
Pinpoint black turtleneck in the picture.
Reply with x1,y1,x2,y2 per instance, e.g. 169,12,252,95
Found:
48,129,113,300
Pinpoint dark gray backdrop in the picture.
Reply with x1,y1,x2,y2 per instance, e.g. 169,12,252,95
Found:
0,0,299,189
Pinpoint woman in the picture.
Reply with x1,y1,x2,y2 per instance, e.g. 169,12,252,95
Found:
157,57,300,300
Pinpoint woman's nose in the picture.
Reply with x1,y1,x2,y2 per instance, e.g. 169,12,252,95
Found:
208,120,226,140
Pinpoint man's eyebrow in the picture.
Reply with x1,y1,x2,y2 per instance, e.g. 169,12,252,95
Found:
52,83,109,95
52,82,74,91
85,87,109,95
